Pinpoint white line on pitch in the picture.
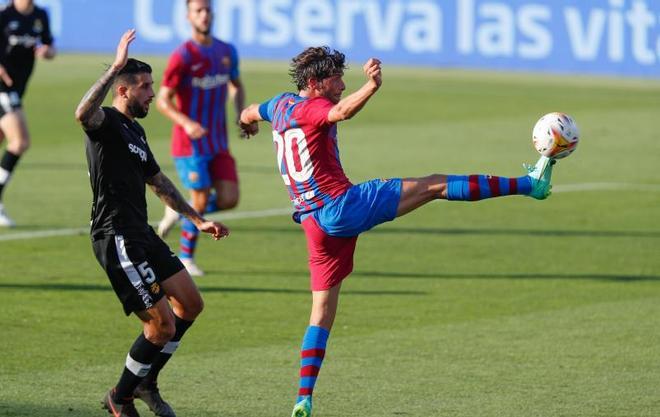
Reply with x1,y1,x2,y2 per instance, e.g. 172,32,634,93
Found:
0,207,292,242
0,182,658,242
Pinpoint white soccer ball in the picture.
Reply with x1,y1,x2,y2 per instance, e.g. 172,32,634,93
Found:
532,112,580,159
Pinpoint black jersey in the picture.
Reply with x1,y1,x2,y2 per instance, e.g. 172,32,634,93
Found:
0,3,53,97
84,107,161,236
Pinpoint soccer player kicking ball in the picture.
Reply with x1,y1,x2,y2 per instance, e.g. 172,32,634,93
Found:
75,30,229,417
239,47,554,417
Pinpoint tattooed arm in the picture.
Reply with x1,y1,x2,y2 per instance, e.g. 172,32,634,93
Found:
147,171,229,240
74,29,136,130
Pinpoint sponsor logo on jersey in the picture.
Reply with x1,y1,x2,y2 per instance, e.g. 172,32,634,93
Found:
128,143,147,162
191,62,204,71
8,34,38,48
191,73,229,90
8,21,19,30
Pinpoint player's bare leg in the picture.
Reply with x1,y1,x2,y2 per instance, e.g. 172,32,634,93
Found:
134,269,204,417
0,110,30,227
211,179,239,211
292,284,342,417
103,298,175,417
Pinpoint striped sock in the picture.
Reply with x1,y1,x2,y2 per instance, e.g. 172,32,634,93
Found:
141,316,193,386
179,219,199,260
297,325,330,403
446,174,532,201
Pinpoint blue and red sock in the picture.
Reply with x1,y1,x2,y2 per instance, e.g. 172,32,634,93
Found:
179,219,199,260
446,174,532,201
297,325,329,403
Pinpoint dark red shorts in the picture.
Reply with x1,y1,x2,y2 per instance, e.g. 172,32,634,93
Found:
301,216,358,291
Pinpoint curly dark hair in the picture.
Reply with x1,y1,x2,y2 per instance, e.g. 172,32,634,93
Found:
289,46,346,91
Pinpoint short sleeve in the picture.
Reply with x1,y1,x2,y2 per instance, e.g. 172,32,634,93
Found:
143,144,161,178
162,50,186,89
84,107,113,140
258,93,287,123
228,44,240,80
300,98,334,128
38,8,54,46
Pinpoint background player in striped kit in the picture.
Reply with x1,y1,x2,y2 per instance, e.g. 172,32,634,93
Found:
75,30,229,417
239,46,555,416
0,0,56,226
156,0,246,276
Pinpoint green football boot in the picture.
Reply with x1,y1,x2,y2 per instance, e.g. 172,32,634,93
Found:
525,155,555,200
291,397,312,417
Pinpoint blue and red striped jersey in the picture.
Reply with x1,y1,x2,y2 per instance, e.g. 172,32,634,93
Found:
259,92,352,215
162,38,239,157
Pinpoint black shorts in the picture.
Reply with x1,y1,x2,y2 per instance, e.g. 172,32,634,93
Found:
0,90,22,119
92,228,185,316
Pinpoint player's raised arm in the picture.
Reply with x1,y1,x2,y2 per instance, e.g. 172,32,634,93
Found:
146,171,230,240
75,29,136,130
327,58,382,123
238,103,261,138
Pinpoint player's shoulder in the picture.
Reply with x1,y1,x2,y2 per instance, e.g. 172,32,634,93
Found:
32,4,49,16
0,3,11,14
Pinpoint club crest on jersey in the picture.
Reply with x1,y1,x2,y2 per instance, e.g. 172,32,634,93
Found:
222,56,231,68
188,171,199,183
150,283,160,295
33,19,43,33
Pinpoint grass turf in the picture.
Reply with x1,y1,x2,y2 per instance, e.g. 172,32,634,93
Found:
0,54,659,416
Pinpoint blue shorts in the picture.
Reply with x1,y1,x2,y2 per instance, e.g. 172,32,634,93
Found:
308,178,402,237
173,152,238,190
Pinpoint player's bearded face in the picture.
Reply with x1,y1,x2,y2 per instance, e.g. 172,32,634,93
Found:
126,75,155,119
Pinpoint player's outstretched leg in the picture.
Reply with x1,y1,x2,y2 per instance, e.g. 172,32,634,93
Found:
444,155,555,202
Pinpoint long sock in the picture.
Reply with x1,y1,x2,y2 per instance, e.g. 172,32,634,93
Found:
205,192,220,214
446,174,532,201
0,151,21,200
141,316,194,386
114,333,162,403
179,218,199,260
297,325,330,403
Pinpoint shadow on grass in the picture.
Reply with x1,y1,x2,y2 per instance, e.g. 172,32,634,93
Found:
21,161,274,175
0,282,424,296
0,403,98,417
229,225,660,239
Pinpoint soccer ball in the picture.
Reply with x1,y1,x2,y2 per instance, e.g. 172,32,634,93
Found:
532,112,580,159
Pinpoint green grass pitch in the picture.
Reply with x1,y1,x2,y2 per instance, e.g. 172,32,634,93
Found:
1,54,659,416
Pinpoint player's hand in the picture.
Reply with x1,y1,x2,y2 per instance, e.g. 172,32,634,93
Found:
363,58,382,88
112,29,137,72
183,120,208,139
34,44,54,59
197,220,230,240
239,120,258,139
0,64,13,87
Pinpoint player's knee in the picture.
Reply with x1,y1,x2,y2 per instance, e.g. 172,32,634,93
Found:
145,319,176,346
186,296,204,319
217,193,239,210
8,137,30,154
